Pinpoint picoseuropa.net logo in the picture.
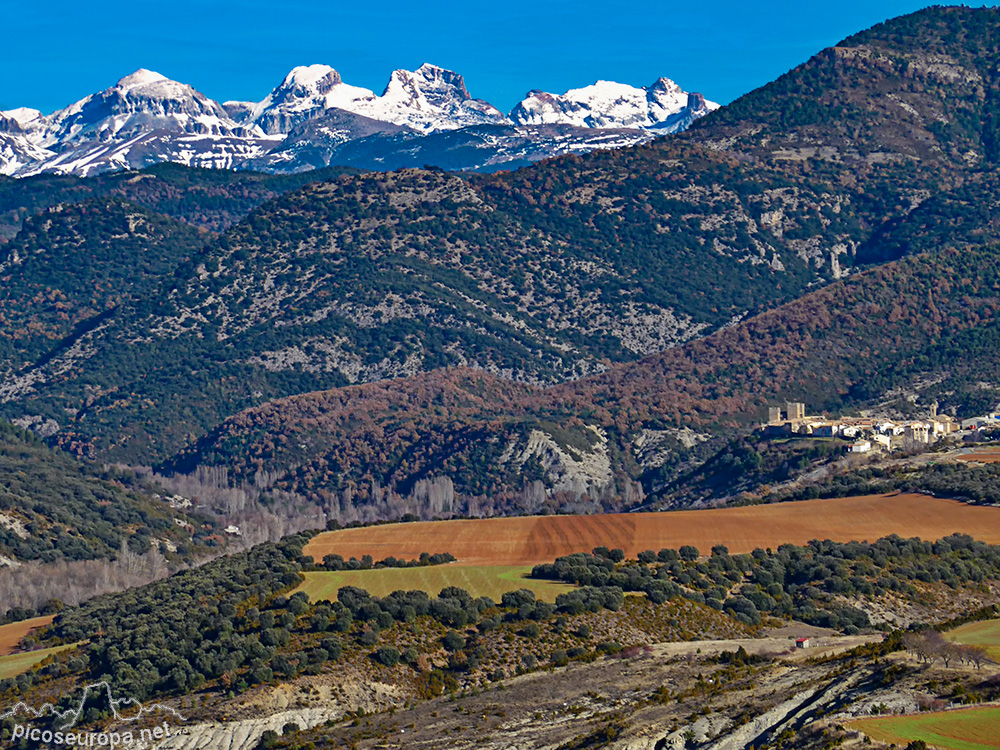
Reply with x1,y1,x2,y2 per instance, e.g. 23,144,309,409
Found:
2,682,185,748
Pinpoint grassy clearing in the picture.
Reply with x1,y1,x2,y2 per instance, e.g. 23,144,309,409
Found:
0,644,75,680
946,619,1000,661
295,565,576,603
850,707,1000,750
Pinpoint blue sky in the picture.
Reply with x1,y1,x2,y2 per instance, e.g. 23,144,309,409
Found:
2,1,992,115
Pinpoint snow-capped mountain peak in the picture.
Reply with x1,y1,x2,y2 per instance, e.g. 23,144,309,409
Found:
649,76,684,96
251,65,376,135
1,64,716,177
116,69,169,89
355,63,508,132
251,62,508,135
510,77,717,132
283,64,342,90
38,69,261,150
0,107,46,132
384,63,472,103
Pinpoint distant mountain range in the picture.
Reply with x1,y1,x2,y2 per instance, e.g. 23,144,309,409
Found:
0,65,716,177
5,6,1000,522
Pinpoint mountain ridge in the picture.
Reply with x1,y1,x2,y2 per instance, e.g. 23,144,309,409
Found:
0,65,714,177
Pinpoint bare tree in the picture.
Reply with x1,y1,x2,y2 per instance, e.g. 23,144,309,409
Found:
958,644,989,670
903,632,933,663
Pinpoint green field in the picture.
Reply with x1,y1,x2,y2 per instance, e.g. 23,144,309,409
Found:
947,619,1000,661
851,707,1000,750
295,565,576,603
0,644,76,680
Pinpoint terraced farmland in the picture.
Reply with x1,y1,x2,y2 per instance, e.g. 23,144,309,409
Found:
304,494,1000,567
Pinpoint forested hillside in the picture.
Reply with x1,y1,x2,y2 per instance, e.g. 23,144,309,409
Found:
5,531,1000,728
0,422,202,565
158,239,1000,517
1,145,869,465
690,5,1000,169
0,199,209,377
1,7,1000,518
0,162,360,239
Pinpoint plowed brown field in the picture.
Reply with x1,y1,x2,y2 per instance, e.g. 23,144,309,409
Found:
957,451,1000,464
304,494,1000,567
0,615,54,656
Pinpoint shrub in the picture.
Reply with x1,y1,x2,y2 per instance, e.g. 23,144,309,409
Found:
256,731,279,750
320,637,343,660
373,647,400,667
501,589,536,609
679,545,700,561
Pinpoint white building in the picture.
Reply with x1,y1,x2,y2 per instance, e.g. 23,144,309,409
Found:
849,440,872,453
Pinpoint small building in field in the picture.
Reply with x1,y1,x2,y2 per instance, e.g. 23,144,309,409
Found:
796,637,811,649
849,440,872,453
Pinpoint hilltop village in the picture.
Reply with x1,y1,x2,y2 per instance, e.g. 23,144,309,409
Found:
762,401,1000,453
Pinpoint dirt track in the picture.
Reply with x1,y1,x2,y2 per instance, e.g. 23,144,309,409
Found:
651,634,879,661
304,493,1000,566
